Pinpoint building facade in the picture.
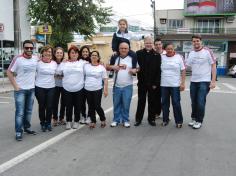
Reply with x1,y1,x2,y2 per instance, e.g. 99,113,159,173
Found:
155,1,236,75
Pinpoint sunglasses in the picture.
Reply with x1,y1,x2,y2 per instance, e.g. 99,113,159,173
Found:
24,47,34,50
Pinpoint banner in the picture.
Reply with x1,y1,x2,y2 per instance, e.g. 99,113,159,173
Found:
184,0,236,15
37,24,52,34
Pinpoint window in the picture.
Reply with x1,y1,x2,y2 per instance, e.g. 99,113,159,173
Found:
100,27,117,32
168,19,184,29
196,19,220,34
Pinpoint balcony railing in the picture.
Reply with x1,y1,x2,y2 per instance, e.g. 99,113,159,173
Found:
157,28,236,35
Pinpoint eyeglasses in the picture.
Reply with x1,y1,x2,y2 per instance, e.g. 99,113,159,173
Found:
24,47,34,50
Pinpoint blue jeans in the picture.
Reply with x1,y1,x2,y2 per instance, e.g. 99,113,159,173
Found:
161,87,183,124
113,85,133,123
190,82,210,123
14,88,35,133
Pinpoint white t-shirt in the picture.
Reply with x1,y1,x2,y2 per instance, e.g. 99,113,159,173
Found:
114,56,134,87
84,64,108,91
35,60,57,88
56,60,86,92
161,54,186,87
8,54,39,89
186,47,216,82
55,64,63,87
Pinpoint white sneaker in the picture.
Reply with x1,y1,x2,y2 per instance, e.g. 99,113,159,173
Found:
188,120,196,126
110,122,118,127
79,118,86,124
124,122,131,128
85,117,91,124
72,122,79,129
66,122,71,130
193,122,202,129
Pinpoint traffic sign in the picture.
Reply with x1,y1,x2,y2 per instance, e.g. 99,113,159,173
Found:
0,23,4,32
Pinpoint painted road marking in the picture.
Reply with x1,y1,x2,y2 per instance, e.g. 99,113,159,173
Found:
0,102,10,104
222,83,236,91
0,94,138,174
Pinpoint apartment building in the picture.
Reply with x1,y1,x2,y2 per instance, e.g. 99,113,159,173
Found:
155,0,236,75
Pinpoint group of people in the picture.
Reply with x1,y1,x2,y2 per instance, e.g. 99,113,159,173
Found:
7,18,216,141
7,41,108,141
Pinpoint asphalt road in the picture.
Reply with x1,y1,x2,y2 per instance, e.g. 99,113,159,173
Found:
0,77,236,176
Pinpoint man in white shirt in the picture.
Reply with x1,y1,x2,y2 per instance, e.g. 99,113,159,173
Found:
186,35,216,129
107,42,138,128
154,37,166,55
7,40,38,141
154,37,166,119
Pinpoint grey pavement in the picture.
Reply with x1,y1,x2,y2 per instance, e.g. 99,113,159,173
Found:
0,77,236,176
0,78,13,93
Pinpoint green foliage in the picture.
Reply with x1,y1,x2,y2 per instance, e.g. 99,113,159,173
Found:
28,0,112,48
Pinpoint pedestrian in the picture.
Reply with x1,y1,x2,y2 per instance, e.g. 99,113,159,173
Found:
109,18,142,77
161,43,186,128
52,47,66,126
84,51,108,129
107,42,138,128
79,45,91,125
7,40,38,141
134,36,162,127
154,37,166,119
35,45,57,132
154,37,166,55
57,45,87,130
186,34,216,129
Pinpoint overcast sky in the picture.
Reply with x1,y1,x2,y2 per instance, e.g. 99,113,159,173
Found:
104,0,184,27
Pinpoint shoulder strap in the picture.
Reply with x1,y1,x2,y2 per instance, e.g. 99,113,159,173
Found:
113,57,121,89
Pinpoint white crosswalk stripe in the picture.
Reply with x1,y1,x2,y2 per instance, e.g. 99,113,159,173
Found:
221,83,236,91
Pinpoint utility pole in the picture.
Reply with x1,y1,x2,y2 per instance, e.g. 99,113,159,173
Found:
13,0,21,55
151,0,157,39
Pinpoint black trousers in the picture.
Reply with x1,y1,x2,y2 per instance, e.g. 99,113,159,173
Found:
35,86,55,125
81,88,90,118
86,89,106,123
52,86,65,121
63,89,83,122
155,86,162,116
135,85,160,122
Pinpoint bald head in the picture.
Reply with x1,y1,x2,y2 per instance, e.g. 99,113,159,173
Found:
144,36,153,51
119,42,130,58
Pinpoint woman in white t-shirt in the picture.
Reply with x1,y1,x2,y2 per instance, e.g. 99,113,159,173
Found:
84,51,108,128
161,43,186,128
35,45,57,132
57,46,87,130
52,47,66,126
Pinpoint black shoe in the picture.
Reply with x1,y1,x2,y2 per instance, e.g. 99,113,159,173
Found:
148,120,156,126
15,133,23,141
134,121,141,126
41,125,46,132
162,121,169,126
24,129,37,135
47,124,52,131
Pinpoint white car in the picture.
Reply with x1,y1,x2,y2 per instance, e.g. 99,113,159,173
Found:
228,65,236,78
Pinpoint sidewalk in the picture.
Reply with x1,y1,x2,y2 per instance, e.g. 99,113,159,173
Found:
0,78,13,93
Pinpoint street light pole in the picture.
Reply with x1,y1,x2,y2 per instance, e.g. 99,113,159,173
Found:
151,0,157,39
13,0,21,55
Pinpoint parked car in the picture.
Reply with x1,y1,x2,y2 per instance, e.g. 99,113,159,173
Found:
227,64,236,78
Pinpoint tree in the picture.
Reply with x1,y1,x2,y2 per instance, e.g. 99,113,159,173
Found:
28,0,112,48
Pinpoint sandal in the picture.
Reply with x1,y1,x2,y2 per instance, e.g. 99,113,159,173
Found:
59,119,66,125
89,123,96,129
176,124,182,128
101,121,106,128
52,119,58,126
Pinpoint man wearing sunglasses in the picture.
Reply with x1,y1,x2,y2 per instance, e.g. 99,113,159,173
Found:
7,40,38,141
